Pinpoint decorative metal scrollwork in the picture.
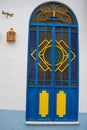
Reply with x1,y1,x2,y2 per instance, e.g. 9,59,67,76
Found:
31,3,76,24
31,39,76,72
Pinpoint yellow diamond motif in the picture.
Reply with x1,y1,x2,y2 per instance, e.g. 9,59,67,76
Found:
31,39,76,72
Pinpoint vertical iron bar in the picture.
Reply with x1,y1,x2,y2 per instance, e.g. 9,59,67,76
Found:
51,25,56,120
60,28,63,86
35,26,39,119
52,26,56,86
68,28,71,86
44,26,46,85
35,26,39,86
68,27,71,120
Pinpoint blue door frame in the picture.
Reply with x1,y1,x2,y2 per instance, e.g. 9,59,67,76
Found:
26,1,79,123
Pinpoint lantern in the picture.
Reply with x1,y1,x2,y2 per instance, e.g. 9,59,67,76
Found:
7,28,16,42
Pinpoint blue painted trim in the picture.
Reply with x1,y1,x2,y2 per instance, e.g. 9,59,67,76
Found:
30,30,77,34
30,23,78,28
27,24,31,86
28,79,78,82
26,23,31,120
77,26,79,120
27,86,78,89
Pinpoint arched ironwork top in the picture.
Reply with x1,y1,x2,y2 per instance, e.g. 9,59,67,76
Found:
30,1,78,24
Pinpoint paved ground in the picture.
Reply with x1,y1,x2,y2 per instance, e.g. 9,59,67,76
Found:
0,110,87,130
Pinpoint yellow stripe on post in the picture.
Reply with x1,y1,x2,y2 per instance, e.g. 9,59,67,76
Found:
39,91,49,117
56,91,66,117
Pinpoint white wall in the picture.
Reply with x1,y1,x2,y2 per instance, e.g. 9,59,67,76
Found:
0,0,87,112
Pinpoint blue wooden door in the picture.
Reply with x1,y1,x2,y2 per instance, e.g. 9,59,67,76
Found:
26,1,79,123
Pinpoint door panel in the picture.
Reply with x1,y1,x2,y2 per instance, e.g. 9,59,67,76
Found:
27,25,78,121
26,2,79,122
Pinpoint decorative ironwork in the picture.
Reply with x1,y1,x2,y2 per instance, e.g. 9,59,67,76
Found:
31,3,76,24
31,39,76,72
